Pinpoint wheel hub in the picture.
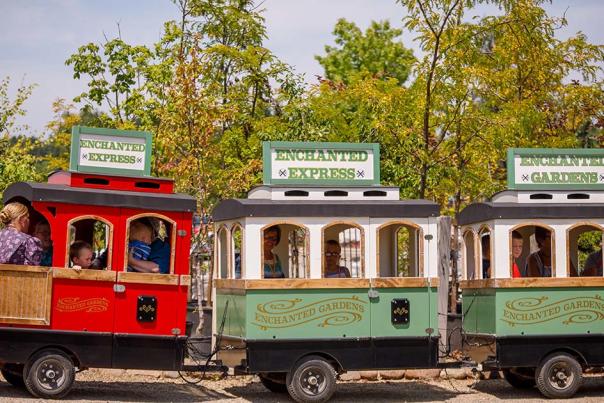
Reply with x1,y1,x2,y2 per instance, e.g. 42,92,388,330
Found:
301,368,325,396
549,363,573,390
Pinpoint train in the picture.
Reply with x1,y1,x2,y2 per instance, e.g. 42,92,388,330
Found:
1,128,603,402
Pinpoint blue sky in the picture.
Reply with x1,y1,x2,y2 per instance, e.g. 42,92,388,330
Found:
2,0,603,136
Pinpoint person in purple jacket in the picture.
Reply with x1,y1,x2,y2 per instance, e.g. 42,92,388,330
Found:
0,202,43,266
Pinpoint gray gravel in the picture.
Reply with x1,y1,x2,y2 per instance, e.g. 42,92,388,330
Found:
3,369,604,402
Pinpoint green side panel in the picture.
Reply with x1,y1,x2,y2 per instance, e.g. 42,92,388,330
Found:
215,292,247,338
462,288,497,334
496,287,604,336
246,288,370,340
370,287,437,337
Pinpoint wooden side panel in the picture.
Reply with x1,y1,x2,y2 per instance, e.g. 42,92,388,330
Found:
0,265,52,326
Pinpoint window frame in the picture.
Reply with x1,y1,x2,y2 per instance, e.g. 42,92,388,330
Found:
215,224,230,280
123,213,177,274
375,220,424,278
230,222,244,279
508,222,556,278
565,222,604,278
462,228,477,280
260,221,310,279
321,221,365,279
65,215,114,271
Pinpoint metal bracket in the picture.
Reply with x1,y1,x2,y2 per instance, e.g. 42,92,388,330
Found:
391,298,410,324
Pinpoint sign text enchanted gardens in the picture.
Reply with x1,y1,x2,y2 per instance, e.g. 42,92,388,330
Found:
508,148,604,189
70,126,152,176
263,141,380,185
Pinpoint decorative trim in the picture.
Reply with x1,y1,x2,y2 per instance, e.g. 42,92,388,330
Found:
117,272,179,285
52,268,116,282
461,277,604,289
214,277,439,290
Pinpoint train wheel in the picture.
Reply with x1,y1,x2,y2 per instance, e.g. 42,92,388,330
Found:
259,373,288,393
286,356,336,403
536,353,582,399
502,367,536,389
24,350,76,399
1,363,25,387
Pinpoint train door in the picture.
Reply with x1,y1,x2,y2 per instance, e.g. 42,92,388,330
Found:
113,209,182,337
49,204,119,336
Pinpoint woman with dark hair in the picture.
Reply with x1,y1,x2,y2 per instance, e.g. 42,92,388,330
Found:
525,227,552,277
263,225,284,278
0,202,43,265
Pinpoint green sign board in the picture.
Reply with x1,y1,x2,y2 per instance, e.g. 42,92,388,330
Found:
507,148,604,190
70,126,152,176
262,141,380,185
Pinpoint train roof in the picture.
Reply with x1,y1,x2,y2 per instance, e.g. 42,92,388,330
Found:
213,198,439,221
457,189,604,225
3,181,196,212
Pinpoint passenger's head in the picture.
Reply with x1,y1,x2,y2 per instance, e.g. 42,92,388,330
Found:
263,225,281,253
325,240,342,269
70,241,93,269
511,230,523,259
130,220,153,244
0,202,30,232
34,221,52,250
534,226,551,253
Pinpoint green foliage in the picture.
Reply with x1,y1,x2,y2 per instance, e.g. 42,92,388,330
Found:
316,19,415,85
0,77,36,136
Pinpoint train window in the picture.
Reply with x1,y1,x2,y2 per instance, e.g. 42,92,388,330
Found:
479,228,492,279
567,224,603,277
262,223,308,279
377,222,422,277
125,216,175,274
32,219,53,267
232,224,243,279
515,225,554,278
463,230,477,280
216,226,229,279
322,222,363,278
67,216,112,270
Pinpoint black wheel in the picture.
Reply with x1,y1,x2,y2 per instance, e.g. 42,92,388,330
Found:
286,356,336,403
502,367,536,389
259,373,288,393
536,352,582,399
24,350,76,399
1,363,25,387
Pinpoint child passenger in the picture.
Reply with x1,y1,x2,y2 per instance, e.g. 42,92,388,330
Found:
69,241,93,270
128,220,159,273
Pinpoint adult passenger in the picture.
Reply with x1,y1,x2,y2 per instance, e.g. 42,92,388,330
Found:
263,225,284,278
0,202,43,265
525,227,552,277
33,221,53,266
511,230,523,278
323,240,351,278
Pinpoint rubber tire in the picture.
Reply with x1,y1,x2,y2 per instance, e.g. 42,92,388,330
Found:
259,373,288,393
1,364,25,387
536,353,582,399
502,367,536,389
24,350,76,399
286,356,336,403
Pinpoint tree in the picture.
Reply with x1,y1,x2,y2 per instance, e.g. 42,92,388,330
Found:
316,19,415,85
0,77,42,195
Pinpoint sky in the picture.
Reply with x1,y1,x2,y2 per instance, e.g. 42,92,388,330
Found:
2,0,603,136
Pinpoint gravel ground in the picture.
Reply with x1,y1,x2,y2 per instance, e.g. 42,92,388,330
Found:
3,369,604,402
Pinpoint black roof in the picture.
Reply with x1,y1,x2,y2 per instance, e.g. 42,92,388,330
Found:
3,182,196,212
213,198,439,221
457,202,604,225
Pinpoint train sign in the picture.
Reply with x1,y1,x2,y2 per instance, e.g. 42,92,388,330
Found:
70,126,152,176
262,141,380,185
507,148,604,190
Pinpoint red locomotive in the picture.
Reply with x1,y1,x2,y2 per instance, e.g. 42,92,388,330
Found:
0,127,218,398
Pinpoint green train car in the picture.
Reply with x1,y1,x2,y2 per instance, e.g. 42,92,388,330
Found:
211,141,446,402
460,148,604,399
